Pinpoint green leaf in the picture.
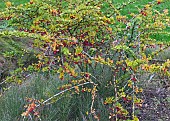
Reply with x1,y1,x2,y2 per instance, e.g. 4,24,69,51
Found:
62,47,71,55
75,46,83,55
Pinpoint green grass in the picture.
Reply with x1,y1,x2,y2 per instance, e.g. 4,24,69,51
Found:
0,0,29,9
115,0,170,42
113,0,170,14
0,36,38,82
0,73,109,121
0,0,170,12
106,0,170,42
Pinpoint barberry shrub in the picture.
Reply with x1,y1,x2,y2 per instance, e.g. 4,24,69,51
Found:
0,0,170,120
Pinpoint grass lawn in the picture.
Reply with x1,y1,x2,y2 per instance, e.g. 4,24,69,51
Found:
116,0,170,42
1,0,170,11
0,0,29,9
113,0,170,14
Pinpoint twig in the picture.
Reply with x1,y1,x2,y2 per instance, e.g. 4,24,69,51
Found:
36,81,95,107
0,79,6,85
28,114,33,121
113,75,118,121
82,51,94,60
132,80,135,119
147,74,155,83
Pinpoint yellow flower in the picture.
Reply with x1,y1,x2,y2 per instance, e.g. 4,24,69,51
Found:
128,83,132,88
107,27,112,32
86,111,88,115
135,87,141,93
139,88,143,92
17,80,22,85
145,4,150,9
133,116,139,121
163,9,168,14
74,86,80,93
6,1,12,7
